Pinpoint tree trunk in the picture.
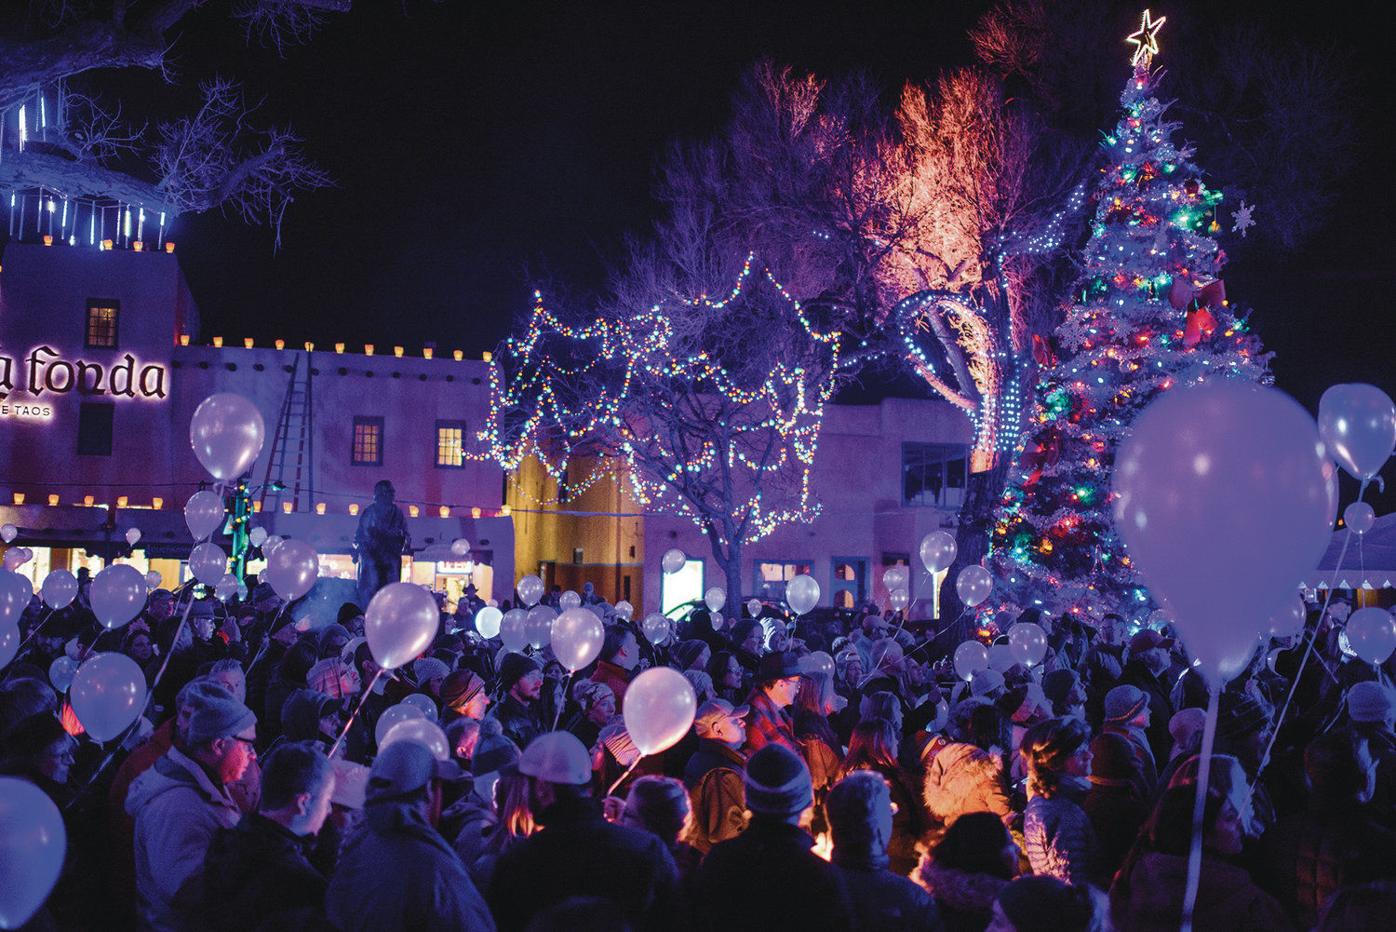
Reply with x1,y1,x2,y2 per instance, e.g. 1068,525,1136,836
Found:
941,455,1012,642
721,544,744,620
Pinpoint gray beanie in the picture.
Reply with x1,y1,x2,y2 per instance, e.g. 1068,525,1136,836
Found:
744,744,812,819
186,693,256,745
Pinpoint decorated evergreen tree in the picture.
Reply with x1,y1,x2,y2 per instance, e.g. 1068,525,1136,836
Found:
985,13,1271,627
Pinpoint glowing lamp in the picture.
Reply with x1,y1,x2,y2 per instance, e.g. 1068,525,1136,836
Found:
12,493,24,505
132,241,143,252
164,242,175,254
500,505,511,517
364,344,375,356
335,343,345,354
274,339,286,350
438,505,450,518
408,505,420,518
349,503,360,516
152,497,164,510
101,238,113,250
244,338,254,349
178,334,191,346
252,501,262,513
42,234,53,247
482,351,493,362
453,350,464,361
304,341,315,352
423,347,434,359
83,495,95,507
393,346,404,358
116,495,129,508
315,502,326,515
212,336,224,348
48,494,60,507
282,501,294,514
470,507,482,519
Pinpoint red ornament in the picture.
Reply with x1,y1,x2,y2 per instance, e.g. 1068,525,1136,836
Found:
1032,334,1057,368
1183,305,1218,348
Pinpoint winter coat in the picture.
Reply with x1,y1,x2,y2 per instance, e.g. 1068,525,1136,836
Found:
199,813,330,932
742,690,801,756
1101,722,1159,792
1258,802,1396,929
832,851,941,932
487,693,544,753
922,742,1013,826
591,659,633,709
1022,786,1098,886
1110,850,1291,931
1118,660,1175,764
914,862,1008,932
852,762,930,877
695,818,856,932
325,796,495,932
683,739,748,854
487,796,679,931
126,746,244,932
1082,780,1150,884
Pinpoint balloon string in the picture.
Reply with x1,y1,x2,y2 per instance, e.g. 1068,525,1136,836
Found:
1180,684,1220,932
329,666,383,759
148,586,197,698
552,671,573,732
1250,523,1355,800
606,757,642,797
6,606,53,673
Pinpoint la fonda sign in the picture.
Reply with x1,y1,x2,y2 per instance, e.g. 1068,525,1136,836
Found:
0,344,168,420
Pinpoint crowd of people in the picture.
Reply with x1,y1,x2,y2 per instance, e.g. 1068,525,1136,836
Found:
2,569,1395,931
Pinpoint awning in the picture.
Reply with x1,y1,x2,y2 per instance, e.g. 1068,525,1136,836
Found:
1303,513,1396,589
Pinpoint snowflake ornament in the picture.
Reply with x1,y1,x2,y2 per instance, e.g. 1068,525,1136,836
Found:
1231,201,1256,237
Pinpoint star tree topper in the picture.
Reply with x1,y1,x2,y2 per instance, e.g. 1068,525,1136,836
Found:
1232,201,1256,237
1126,9,1167,67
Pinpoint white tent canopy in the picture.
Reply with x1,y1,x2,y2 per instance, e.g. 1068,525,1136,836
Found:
1304,512,1396,589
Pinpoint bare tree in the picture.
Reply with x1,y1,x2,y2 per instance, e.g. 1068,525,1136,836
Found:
1,1,347,246
486,246,848,615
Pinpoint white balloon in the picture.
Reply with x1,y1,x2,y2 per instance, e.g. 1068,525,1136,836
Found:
264,539,319,601
499,608,529,652
1343,502,1376,536
214,573,239,602
704,587,726,614
89,564,146,630
552,607,604,672
661,548,687,575
144,571,163,589
450,538,471,557
183,490,225,540
953,641,989,682
524,604,555,648
641,612,670,645
125,527,142,547
189,392,266,481
380,717,450,761
1267,598,1306,639
365,582,440,670
1318,383,1396,483
374,702,427,747
1008,622,1048,667
1346,608,1396,665
0,624,18,670
49,655,79,692
0,524,16,544
263,535,284,555
746,598,762,619
559,590,582,611
400,692,439,722
189,542,228,586
920,531,957,573
623,667,697,756
475,605,503,639
614,600,635,621
517,574,545,607
249,526,268,548
786,575,820,616
882,565,909,591
40,569,78,610
70,652,147,742
955,565,992,608
887,587,910,612
0,776,67,929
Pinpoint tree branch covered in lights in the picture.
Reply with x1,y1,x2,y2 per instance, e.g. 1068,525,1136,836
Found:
0,1,345,248
484,254,847,613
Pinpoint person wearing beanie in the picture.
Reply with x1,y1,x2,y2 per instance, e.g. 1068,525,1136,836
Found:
327,741,494,931
826,770,940,931
487,732,679,932
695,744,855,930
126,691,258,931
1346,681,1396,819
440,668,490,723
1119,629,1177,764
412,656,450,699
1082,732,1151,882
674,638,712,673
1102,684,1159,793
743,651,803,757
992,875,1105,932
563,678,616,750
971,667,1007,700
337,601,366,636
487,652,544,752
1213,689,1273,780
1043,669,1087,721
277,688,343,755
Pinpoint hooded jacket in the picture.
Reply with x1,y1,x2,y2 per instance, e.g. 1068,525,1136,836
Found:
1110,850,1290,931
915,861,1009,932
922,742,1013,825
126,746,244,932
326,795,495,932
200,813,330,931
832,847,940,932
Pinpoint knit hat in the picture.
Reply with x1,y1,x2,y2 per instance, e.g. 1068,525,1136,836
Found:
316,623,351,657
682,669,714,700
744,744,813,819
518,731,591,785
1041,669,1080,710
307,657,356,699
497,652,541,693
186,693,257,745
441,669,486,711
367,740,465,802
1347,681,1396,724
413,657,449,688
970,668,1005,697
1168,708,1206,750
571,678,615,712
1104,685,1149,725
337,602,363,626
1217,691,1270,742
472,730,521,777
673,639,709,671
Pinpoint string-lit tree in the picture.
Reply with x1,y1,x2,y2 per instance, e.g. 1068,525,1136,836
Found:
1,1,344,249
984,12,1272,626
484,254,846,614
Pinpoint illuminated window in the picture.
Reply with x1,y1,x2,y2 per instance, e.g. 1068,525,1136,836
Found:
85,300,120,349
902,442,969,508
435,420,467,468
351,416,384,466
77,402,114,456
753,560,813,603
830,558,867,609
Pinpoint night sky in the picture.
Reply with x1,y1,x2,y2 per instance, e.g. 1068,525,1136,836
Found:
113,0,1392,504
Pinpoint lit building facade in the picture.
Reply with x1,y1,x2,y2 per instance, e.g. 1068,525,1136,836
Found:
0,243,511,602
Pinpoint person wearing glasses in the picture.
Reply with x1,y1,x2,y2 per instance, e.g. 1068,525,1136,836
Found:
127,689,258,931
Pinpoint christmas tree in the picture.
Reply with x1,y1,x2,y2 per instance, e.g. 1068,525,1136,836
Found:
985,13,1271,627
